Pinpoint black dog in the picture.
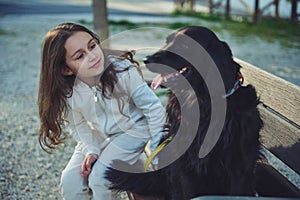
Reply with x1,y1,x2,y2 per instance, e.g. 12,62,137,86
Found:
106,26,263,200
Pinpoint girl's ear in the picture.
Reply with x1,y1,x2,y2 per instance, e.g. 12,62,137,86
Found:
61,66,74,76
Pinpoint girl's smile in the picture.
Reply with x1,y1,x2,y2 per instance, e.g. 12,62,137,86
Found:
90,59,101,69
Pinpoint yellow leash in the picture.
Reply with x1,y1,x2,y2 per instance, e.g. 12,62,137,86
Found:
144,136,173,171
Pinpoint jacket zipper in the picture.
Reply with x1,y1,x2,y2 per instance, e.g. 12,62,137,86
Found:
91,86,108,135
92,86,98,102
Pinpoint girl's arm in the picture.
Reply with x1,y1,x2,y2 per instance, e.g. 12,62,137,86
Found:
123,66,166,164
67,108,103,177
67,109,101,157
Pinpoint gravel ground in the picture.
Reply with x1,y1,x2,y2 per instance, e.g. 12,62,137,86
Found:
0,10,299,200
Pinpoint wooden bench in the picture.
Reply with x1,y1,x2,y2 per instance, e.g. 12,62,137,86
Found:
235,58,300,198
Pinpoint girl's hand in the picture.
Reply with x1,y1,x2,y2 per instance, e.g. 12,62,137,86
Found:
152,164,158,171
81,153,98,178
151,74,163,90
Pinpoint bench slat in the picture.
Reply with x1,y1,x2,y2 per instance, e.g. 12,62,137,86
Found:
235,58,300,126
259,105,300,175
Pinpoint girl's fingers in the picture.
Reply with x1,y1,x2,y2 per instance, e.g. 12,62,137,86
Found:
151,74,163,90
81,158,90,177
81,154,98,178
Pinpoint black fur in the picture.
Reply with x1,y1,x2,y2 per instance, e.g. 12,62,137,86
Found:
105,26,263,200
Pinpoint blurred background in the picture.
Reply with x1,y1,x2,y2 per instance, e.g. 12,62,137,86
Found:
0,0,299,199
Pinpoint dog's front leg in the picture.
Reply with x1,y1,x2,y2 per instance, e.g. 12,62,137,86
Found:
167,163,188,200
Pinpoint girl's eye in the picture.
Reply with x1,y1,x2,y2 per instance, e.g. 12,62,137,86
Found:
76,54,84,60
90,43,96,49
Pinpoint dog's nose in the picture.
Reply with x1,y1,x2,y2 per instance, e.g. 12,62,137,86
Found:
143,56,155,64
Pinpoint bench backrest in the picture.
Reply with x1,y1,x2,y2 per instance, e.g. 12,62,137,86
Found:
235,58,300,175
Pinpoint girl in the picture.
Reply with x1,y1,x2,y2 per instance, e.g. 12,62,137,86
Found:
38,22,165,199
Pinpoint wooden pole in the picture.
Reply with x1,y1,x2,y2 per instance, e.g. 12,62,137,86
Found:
291,0,298,24
92,0,109,47
225,0,231,19
188,0,195,12
253,0,260,22
209,0,214,14
274,0,279,18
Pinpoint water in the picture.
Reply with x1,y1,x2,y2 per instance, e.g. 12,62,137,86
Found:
218,32,300,86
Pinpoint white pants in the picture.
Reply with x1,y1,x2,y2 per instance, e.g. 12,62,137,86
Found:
60,133,148,200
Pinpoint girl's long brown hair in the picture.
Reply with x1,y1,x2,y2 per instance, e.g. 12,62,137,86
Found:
38,22,141,153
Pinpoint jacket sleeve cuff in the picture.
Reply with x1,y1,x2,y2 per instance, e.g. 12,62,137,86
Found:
150,132,164,152
82,145,100,157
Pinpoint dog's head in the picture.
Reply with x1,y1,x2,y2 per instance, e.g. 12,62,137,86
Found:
144,26,241,96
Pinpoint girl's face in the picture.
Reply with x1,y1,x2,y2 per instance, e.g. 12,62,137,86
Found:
64,31,104,86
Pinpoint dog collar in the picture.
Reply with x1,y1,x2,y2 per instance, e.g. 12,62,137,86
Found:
223,75,244,98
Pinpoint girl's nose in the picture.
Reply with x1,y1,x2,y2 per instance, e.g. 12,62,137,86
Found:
88,51,97,61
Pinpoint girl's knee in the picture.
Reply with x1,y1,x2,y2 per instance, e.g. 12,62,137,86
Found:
88,162,110,189
61,169,76,188
61,169,90,199
88,163,113,199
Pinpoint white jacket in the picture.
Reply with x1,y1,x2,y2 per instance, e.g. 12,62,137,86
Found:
66,57,166,162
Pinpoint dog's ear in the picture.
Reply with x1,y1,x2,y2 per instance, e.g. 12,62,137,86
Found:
208,39,240,92
182,26,240,91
